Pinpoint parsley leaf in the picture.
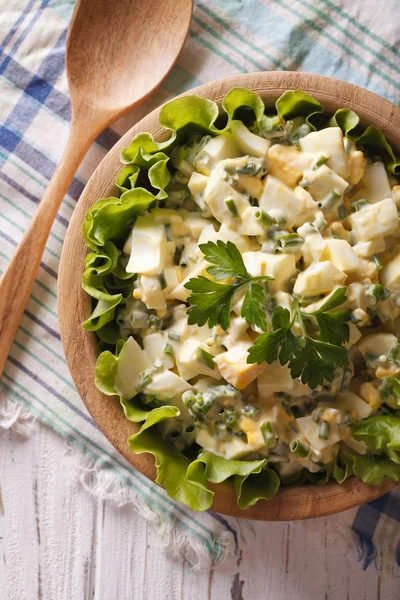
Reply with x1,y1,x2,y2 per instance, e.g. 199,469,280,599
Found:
247,291,351,388
289,338,348,389
185,276,236,330
247,307,299,365
241,281,268,333
304,286,351,347
184,241,273,331
200,240,249,280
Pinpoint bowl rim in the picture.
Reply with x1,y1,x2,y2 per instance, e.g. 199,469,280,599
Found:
59,71,400,520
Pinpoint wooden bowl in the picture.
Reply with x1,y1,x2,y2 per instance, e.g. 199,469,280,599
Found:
59,72,400,520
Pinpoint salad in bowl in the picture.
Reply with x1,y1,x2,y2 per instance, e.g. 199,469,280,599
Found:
81,87,400,511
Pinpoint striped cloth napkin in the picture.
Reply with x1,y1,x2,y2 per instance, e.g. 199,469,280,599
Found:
1,0,399,570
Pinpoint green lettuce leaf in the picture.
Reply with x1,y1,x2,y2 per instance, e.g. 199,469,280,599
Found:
222,87,265,124
327,108,360,137
351,454,400,485
351,415,400,464
276,90,323,121
354,126,400,176
234,467,280,509
95,342,151,423
129,407,214,511
186,451,279,509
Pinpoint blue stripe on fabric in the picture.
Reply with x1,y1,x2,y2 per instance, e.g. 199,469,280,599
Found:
1,56,119,153
0,0,36,51
0,170,70,228
209,0,397,103
0,123,85,202
25,309,61,340
0,230,58,280
8,355,96,426
396,539,400,566
376,492,400,522
352,494,389,570
0,0,51,73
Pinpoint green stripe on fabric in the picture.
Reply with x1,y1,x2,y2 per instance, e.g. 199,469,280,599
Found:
193,14,266,71
0,191,64,245
194,3,287,71
0,150,75,211
0,377,214,554
12,340,75,392
29,294,58,319
0,251,57,303
0,211,61,260
19,324,66,363
272,0,400,92
2,372,216,542
319,0,400,58
189,30,247,73
295,0,400,76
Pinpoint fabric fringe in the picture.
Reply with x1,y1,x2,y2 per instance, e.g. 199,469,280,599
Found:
65,443,234,570
0,395,34,437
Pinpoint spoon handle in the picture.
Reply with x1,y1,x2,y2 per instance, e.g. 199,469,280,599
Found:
0,124,94,376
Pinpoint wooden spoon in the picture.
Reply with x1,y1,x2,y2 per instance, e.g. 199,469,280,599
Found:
0,0,192,375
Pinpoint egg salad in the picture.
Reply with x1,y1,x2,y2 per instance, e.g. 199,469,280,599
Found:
82,88,400,511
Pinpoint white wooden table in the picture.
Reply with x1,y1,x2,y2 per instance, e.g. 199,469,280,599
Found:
1,422,399,600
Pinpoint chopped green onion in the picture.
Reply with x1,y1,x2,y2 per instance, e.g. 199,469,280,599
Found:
370,284,390,303
182,425,196,443
339,367,352,392
313,155,328,169
164,222,173,241
318,189,341,211
275,233,304,253
159,271,167,290
372,255,383,271
242,404,259,418
318,421,330,440
312,216,327,231
312,406,325,424
168,331,181,341
338,204,347,221
196,347,215,370
149,314,163,330
260,421,276,446
350,199,369,213
226,414,237,427
236,162,264,176
235,430,248,442
267,295,277,313
255,209,276,226
225,198,239,217
290,439,310,458
388,343,400,364
135,372,153,393
182,391,196,407
164,343,174,356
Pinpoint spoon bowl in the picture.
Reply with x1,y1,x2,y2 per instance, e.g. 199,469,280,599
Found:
67,0,193,123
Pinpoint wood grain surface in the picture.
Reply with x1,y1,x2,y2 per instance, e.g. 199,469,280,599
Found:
58,72,400,521
1,422,400,600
